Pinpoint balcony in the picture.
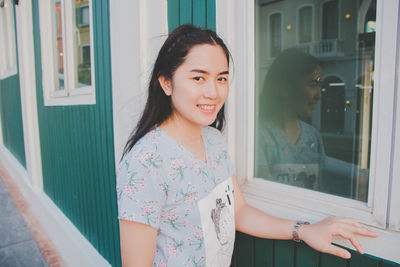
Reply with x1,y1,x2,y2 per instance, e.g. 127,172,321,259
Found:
293,39,344,59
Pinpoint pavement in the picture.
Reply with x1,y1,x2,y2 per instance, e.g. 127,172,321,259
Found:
0,177,48,267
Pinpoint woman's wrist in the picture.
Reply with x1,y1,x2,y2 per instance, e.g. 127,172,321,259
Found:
292,220,310,242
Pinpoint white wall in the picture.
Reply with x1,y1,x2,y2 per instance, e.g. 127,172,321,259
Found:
110,0,168,166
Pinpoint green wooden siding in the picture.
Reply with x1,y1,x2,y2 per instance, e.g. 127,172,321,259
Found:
31,1,120,266
231,233,400,267
0,75,26,168
168,2,400,267
168,0,216,32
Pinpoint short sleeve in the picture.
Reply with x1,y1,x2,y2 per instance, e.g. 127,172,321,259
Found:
116,147,167,229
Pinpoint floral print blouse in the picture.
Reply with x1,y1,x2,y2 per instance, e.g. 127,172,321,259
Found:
256,120,326,189
117,126,236,267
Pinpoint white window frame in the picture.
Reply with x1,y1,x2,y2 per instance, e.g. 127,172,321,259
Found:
38,0,95,106
388,7,400,232
296,4,314,44
217,0,400,263
0,0,17,79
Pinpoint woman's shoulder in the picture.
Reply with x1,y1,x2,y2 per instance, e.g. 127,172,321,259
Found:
203,126,226,143
132,127,163,150
119,128,165,168
300,121,321,136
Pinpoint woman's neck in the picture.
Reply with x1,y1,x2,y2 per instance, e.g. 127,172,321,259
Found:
274,111,301,145
160,115,202,141
159,115,206,162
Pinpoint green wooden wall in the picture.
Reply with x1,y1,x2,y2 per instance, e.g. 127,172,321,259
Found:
231,232,399,267
167,1,400,267
0,3,26,168
168,0,216,32
0,75,26,168
31,1,120,266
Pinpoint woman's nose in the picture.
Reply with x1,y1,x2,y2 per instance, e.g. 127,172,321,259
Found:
204,81,218,99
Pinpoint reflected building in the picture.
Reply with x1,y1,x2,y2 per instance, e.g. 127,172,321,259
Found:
255,0,376,200
55,0,91,87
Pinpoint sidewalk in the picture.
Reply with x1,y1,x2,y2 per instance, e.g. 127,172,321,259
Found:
0,150,107,267
0,177,48,267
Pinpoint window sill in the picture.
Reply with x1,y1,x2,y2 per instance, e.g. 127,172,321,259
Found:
0,67,18,80
242,182,400,264
45,88,95,106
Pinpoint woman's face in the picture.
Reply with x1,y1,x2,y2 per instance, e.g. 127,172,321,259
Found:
294,65,323,118
159,44,229,129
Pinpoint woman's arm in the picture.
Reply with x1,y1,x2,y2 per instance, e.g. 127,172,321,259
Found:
232,175,378,259
119,220,157,267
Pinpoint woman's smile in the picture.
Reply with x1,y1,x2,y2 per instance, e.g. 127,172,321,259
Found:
197,104,217,114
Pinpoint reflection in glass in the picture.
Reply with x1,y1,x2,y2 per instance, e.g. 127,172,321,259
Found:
75,0,92,87
322,0,338,40
256,48,325,190
298,6,312,43
54,0,64,89
255,0,376,201
269,13,282,57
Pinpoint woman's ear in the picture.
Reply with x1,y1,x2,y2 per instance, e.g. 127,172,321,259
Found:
158,76,172,96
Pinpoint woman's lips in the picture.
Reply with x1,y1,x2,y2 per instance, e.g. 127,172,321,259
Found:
197,104,216,114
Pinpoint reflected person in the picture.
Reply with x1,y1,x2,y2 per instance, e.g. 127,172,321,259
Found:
256,48,325,190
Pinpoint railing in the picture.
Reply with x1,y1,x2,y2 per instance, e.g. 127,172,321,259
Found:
294,39,344,58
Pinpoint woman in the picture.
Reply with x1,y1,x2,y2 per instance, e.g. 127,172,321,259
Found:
117,25,377,266
257,48,326,190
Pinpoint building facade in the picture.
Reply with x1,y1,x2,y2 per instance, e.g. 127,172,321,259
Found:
0,0,399,266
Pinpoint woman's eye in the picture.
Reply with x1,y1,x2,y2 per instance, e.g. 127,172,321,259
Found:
218,77,228,82
193,77,204,81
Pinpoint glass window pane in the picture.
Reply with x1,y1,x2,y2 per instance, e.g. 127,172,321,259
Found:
255,0,376,201
299,6,312,43
54,0,64,89
75,1,92,87
81,6,90,25
322,0,338,40
270,13,282,57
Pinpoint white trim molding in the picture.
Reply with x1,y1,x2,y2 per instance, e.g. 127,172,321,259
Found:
217,0,255,186
388,0,400,231
110,0,168,166
369,0,399,228
14,0,43,189
217,0,400,263
0,0,17,79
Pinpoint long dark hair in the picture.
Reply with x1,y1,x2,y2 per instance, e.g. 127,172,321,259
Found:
260,48,320,123
122,24,231,158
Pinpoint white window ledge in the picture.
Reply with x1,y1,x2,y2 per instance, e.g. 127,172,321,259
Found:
242,182,400,264
0,67,17,80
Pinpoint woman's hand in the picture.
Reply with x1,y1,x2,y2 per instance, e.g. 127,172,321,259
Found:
299,217,378,259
